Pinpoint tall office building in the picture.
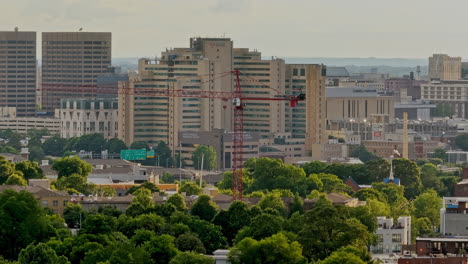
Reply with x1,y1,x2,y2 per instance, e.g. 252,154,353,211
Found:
233,49,286,136
429,54,461,81
41,32,112,113
285,64,327,154
0,30,37,116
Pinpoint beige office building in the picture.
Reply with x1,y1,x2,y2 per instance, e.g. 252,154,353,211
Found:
0,31,37,116
119,37,289,152
285,64,327,155
42,32,112,113
429,54,461,81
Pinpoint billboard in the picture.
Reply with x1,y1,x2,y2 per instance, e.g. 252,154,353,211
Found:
120,149,147,160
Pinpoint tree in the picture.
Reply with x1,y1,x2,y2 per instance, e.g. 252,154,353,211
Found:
168,193,187,211
126,182,160,195
302,161,328,176
174,233,206,254
188,219,227,254
420,163,446,194
0,156,16,184
105,138,127,154
191,195,218,221
314,173,351,194
0,190,56,259
179,181,202,196
235,213,284,242
54,173,92,195
161,172,175,184
169,251,213,264
130,141,150,150
18,243,69,264
74,133,107,153
393,158,423,199
126,188,155,217
244,158,307,195
350,145,378,163
155,141,173,168
229,233,307,264
52,156,92,178
413,189,442,227
353,189,387,204
364,159,390,183
79,214,117,235
5,173,27,186
63,202,85,228
42,136,67,157
258,192,286,214
192,145,217,170
320,250,365,264
15,161,43,180
432,148,448,161
28,146,45,162
213,201,252,244
142,234,179,264
455,133,468,151
413,217,433,238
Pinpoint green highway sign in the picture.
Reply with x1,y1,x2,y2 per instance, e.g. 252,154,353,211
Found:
147,150,155,158
120,149,147,160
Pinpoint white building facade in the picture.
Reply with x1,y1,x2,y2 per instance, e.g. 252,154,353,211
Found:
370,216,411,254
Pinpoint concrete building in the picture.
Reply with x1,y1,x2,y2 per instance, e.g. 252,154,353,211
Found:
0,116,60,134
385,78,427,100
0,30,37,116
440,195,468,236
259,132,306,159
325,66,350,87
59,98,118,139
429,54,461,81
285,64,327,155
420,80,468,118
177,129,261,170
370,216,411,254
363,138,438,160
41,32,112,113
394,101,436,121
311,139,348,161
326,87,395,123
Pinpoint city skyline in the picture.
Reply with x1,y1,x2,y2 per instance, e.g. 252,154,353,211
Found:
4,0,468,58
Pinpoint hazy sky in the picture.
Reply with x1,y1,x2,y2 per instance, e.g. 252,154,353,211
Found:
3,0,468,58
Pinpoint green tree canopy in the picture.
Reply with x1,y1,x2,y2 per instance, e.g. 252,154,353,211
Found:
169,251,213,264
191,195,218,221
412,189,442,227
192,145,217,170
432,148,448,161
105,138,127,154
229,233,307,264
0,156,16,184
15,161,43,180
455,133,468,151
18,243,69,264
130,141,150,150
393,158,423,199
155,141,173,168
5,173,27,186
52,156,92,178
167,193,187,211
179,181,202,196
42,136,67,157
174,233,206,254
350,145,378,163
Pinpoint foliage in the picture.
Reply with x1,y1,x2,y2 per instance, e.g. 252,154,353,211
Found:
0,156,16,184
130,141,150,150
393,158,423,199
0,190,56,259
42,136,67,157
5,174,27,186
174,233,206,254
28,146,45,162
258,192,286,215
432,148,448,161
229,233,307,264
126,182,160,195
64,203,85,228
432,103,454,118
420,163,446,194
15,161,43,180
455,133,468,151
18,243,69,264
54,173,93,195
179,181,202,196
105,138,127,154
235,213,284,242
412,189,442,227
52,156,92,178
217,170,252,191
319,250,365,264
169,251,213,264
192,145,217,170
168,193,187,211
161,172,176,184
155,141,174,168
350,145,378,163
191,195,218,221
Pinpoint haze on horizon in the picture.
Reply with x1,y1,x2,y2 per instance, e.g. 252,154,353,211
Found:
3,0,467,59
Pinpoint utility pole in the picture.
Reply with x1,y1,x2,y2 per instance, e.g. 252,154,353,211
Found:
199,153,204,188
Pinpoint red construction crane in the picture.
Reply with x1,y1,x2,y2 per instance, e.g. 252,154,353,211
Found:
41,70,305,200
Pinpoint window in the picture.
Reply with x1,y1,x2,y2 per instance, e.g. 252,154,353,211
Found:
53,200,59,207
392,234,402,242
300,68,305,76
41,200,48,206
293,68,298,76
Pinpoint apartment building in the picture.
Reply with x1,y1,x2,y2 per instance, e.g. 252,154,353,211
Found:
0,116,60,134
420,80,468,118
59,98,118,139
429,54,461,81
285,64,327,155
0,30,37,116
42,32,112,113
370,216,411,254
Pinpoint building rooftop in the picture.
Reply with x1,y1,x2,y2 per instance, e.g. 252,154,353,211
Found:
326,67,350,77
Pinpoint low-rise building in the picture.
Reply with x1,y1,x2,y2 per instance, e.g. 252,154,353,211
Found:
0,116,60,134
370,216,411,254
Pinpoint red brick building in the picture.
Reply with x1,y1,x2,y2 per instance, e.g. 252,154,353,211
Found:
454,168,468,197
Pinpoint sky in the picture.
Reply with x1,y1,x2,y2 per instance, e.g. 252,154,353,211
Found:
3,0,468,59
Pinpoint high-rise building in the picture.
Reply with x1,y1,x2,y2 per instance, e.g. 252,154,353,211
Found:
41,32,112,113
285,64,327,154
233,49,286,135
429,54,461,81
118,38,290,151
0,30,37,116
